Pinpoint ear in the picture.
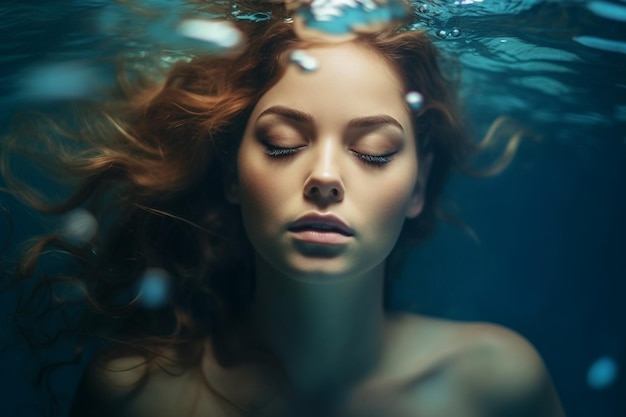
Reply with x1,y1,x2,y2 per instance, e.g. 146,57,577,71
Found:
406,152,433,219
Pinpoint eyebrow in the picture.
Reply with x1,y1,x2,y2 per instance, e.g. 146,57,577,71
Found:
257,106,312,124
257,105,404,133
347,115,404,133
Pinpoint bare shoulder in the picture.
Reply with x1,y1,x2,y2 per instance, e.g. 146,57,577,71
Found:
456,321,566,416
70,346,213,417
70,351,150,417
397,315,566,417
86,353,149,391
70,341,283,417
451,322,551,390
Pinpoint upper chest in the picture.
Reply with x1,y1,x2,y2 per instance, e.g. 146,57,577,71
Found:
336,316,491,417
128,317,492,417
341,359,484,417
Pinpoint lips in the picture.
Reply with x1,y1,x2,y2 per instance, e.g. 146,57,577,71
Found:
288,213,354,236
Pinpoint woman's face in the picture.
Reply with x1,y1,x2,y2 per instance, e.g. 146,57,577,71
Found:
233,42,426,281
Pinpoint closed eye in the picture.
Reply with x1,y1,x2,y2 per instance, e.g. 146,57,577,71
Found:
263,143,306,158
352,151,397,167
262,141,396,166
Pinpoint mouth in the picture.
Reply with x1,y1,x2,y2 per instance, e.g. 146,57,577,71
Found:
288,213,354,237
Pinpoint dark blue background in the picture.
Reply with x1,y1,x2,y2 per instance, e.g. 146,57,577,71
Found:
1,1,625,416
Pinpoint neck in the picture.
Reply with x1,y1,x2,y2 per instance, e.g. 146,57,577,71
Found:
245,255,387,402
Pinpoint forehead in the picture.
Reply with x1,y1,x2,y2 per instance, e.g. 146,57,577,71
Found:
250,42,410,123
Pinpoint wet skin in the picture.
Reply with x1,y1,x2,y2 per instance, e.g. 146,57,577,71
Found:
70,42,565,417
229,42,430,398
233,41,427,282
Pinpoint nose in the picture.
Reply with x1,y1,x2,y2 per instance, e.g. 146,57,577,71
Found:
303,141,345,205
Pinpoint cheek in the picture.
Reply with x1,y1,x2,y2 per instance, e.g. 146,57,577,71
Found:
376,183,415,228
358,172,418,252
364,167,418,223
236,146,290,231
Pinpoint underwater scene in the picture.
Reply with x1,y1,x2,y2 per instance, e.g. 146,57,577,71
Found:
0,1,624,416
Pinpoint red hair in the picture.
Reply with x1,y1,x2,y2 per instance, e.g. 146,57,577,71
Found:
1,11,483,395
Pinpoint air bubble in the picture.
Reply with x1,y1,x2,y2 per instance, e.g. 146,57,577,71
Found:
587,356,619,390
138,268,171,309
290,49,319,72
451,28,461,37
437,29,449,39
298,0,409,36
418,4,428,13
177,19,244,49
405,91,424,111
60,209,98,245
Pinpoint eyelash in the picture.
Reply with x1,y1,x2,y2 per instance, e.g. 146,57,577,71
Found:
353,151,395,167
263,142,395,168
262,143,304,157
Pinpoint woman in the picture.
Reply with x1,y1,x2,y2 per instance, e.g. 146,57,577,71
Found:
2,2,564,416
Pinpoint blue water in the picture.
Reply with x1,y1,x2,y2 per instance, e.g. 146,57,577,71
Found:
0,1,624,416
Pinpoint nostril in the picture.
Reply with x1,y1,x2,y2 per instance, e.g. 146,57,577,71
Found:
305,183,343,201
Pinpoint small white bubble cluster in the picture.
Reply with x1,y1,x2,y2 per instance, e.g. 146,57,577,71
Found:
436,27,461,39
310,0,379,21
405,91,424,111
60,209,98,245
177,19,244,49
290,50,319,72
310,0,353,21
138,268,171,309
